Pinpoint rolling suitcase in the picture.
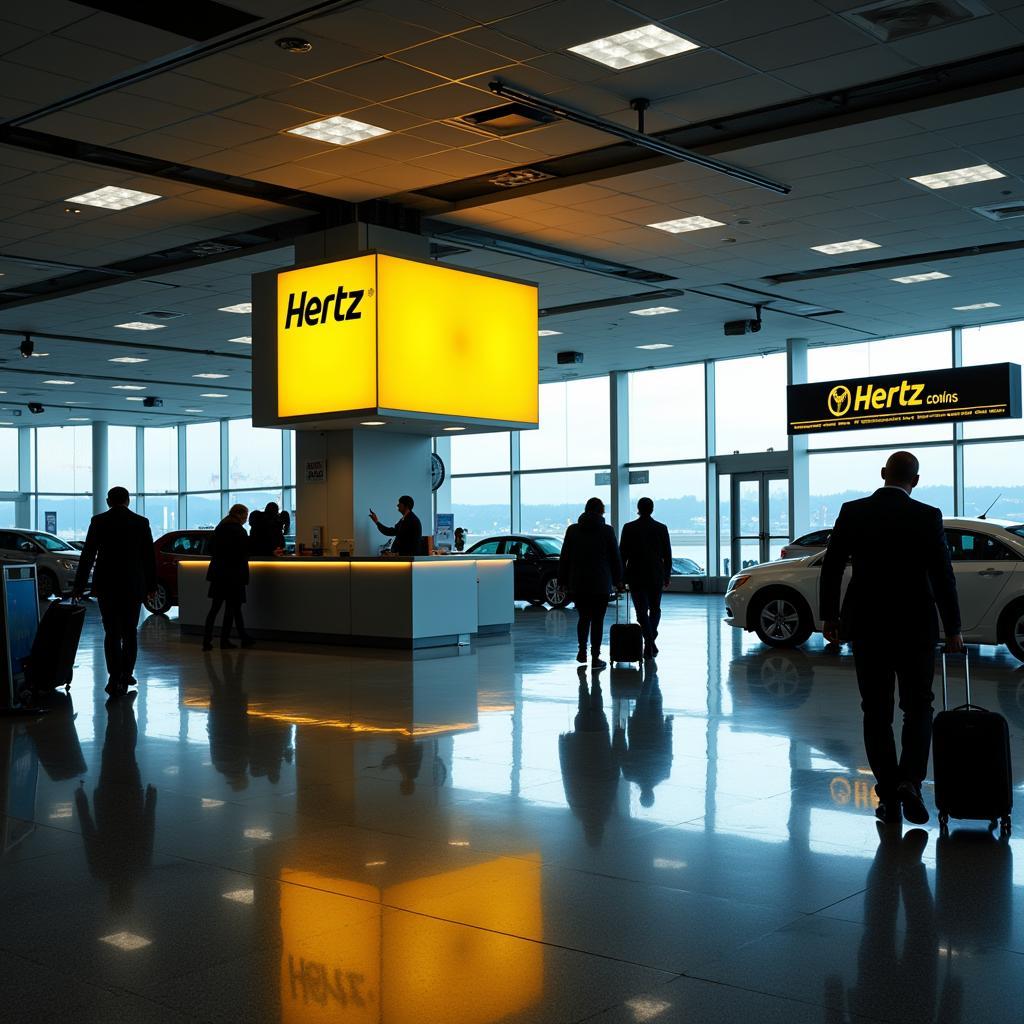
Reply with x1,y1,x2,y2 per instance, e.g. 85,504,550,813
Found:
932,648,1012,836
22,599,85,701
609,590,644,665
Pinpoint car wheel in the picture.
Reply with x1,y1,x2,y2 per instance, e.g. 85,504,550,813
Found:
543,576,569,608
1002,600,1024,662
144,583,172,616
752,590,813,648
37,569,58,601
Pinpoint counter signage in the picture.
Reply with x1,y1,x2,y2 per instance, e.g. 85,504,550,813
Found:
304,459,326,484
787,362,1021,435
434,512,454,553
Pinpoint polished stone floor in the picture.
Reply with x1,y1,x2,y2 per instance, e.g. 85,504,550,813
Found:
3,596,1024,1022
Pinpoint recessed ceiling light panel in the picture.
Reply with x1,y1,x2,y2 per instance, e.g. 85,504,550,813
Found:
811,239,881,254
193,373,229,379
113,385,146,391
218,303,251,314
66,186,161,210
228,336,252,345
647,215,725,233
569,24,699,69
636,343,673,350
909,164,1004,189
630,306,678,316
43,380,75,385
109,356,148,363
953,302,1000,310
538,329,562,337
115,322,165,331
200,393,229,398
288,115,389,146
891,272,950,283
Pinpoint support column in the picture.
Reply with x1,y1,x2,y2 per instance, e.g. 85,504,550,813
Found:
433,435,452,518
92,421,109,515
704,362,719,578
509,432,521,532
176,423,187,528
787,338,810,539
609,371,629,533
16,426,31,528
219,420,230,518
952,327,965,516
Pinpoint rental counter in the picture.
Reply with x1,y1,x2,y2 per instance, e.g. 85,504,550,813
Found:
176,555,514,649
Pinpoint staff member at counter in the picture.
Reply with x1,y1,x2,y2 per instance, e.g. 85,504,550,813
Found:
369,495,423,555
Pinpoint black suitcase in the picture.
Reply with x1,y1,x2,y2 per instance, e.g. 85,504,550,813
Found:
609,592,643,665
24,600,85,697
932,649,1012,836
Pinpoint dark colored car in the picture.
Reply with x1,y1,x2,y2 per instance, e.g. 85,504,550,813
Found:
465,535,568,607
146,530,213,614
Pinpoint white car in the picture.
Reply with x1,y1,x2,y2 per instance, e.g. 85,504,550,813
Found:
725,517,1024,662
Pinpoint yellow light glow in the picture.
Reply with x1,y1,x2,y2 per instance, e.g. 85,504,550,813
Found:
376,255,537,424
277,254,378,418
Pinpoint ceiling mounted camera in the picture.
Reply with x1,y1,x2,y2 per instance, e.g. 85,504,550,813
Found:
556,351,584,365
19,336,33,358
142,396,163,408
27,403,43,414
723,304,763,336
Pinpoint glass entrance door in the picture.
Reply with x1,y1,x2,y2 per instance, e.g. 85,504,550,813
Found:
730,472,789,574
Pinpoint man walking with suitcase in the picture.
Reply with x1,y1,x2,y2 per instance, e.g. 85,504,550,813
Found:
619,497,673,659
820,451,962,826
74,487,158,697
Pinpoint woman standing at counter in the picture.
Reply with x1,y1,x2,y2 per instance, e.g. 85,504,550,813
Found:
202,504,255,651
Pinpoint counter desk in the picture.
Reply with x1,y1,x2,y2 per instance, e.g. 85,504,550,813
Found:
177,555,514,649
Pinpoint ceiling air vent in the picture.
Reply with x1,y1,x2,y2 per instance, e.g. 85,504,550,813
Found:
449,102,556,138
973,201,1024,221
137,309,186,320
842,0,990,41
489,168,555,189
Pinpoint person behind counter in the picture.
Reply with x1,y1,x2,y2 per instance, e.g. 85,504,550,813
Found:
202,504,255,651
248,500,285,557
369,495,422,555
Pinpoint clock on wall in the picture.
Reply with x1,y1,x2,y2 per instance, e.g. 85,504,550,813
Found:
431,452,446,492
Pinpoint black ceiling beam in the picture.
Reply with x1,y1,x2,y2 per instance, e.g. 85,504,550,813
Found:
0,327,253,360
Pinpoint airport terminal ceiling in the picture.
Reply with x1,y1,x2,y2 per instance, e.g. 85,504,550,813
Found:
0,1,1021,424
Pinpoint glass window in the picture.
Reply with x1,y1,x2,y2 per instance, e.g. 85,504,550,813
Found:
36,427,92,493
715,354,787,455
520,469,610,537
450,432,510,474
287,431,296,487
34,497,93,540
628,364,705,462
469,540,501,554
961,320,1024,439
520,379,609,470
186,422,220,491
451,475,510,546
144,427,177,493
228,490,282,519
0,429,18,490
142,494,178,534
229,419,282,489
185,493,221,529
0,504,14,530
962,440,1024,522
627,463,706,573
945,529,1017,562
108,426,136,494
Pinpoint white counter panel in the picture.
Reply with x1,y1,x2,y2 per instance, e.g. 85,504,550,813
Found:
475,559,514,630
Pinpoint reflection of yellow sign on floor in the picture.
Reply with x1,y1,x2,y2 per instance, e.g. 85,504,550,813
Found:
280,857,542,1024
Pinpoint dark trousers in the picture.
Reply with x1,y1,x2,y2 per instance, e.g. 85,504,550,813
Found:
853,640,936,799
204,598,246,645
97,595,142,681
630,587,663,646
574,595,609,653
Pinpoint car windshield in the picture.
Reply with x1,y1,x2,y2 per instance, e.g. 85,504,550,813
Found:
533,537,561,555
26,532,75,552
1006,525,1024,539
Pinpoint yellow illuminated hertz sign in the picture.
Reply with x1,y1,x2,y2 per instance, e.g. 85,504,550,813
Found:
276,254,538,425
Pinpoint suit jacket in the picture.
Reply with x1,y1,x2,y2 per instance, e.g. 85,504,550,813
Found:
819,487,960,645
619,516,673,590
74,506,156,600
375,511,423,556
248,510,284,556
559,512,623,597
206,518,250,600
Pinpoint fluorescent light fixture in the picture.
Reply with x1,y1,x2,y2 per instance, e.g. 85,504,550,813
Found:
569,24,698,69
43,380,75,385
66,186,161,210
218,303,251,314
288,114,390,145
364,860,387,867
228,336,252,345
200,393,229,398
185,408,204,413
113,385,146,391
636,343,673,350
115,322,165,331
67,417,89,422
100,931,152,951
243,827,273,841
810,238,881,255
360,421,386,426
653,858,687,869
192,373,229,379
909,164,1004,189
538,329,562,337
647,215,725,233
443,426,465,431
891,272,950,283
953,302,1000,311
630,306,678,316
109,356,148,364
222,889,255,905
125,397,146,402
0,422,14,426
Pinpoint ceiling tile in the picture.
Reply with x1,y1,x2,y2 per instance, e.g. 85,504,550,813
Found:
317,58,447,103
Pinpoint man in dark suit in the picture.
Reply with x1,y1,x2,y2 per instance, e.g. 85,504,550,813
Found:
821,451,962,826
619,497,673,659
370,495,422,555
73,486,157,696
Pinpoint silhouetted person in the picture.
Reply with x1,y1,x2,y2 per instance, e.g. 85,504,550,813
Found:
73,486,157,696
203,504,254,651
370,495,422,555
821,451,961,827
613,667,673,807
249,501,285,556
454,528,466,552
381,737,425,795
619,496,673,659
559,497,623,668
559,668,619,847
74,694,156,913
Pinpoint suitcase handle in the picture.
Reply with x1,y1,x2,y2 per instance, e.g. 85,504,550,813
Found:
940,647,970,711
615,586,630,625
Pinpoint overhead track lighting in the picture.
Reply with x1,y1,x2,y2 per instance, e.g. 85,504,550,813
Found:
488,80,791,196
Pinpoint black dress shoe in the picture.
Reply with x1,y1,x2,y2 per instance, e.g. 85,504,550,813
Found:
897,781,930,825
875,800,902,825
576,648,587,664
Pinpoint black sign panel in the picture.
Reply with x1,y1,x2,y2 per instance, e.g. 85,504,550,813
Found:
787,362,1021,436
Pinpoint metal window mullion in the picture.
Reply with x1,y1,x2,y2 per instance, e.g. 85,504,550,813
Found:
510,431,521,532
952,326,965,516
177,423,186,530
220,419,229,517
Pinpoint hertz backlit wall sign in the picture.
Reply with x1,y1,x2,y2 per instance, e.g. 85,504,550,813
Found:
264,252,538,429
787,362,1021,436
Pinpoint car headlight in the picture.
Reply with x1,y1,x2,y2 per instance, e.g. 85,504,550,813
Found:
58,559,78,571
726,574,751,594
